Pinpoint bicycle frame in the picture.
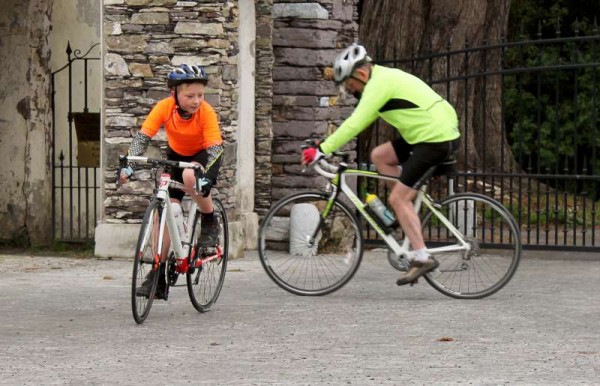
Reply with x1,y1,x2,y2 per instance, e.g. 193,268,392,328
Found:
313,160,471,264
127,156,211,271
127,153,230,321
155,173,198,261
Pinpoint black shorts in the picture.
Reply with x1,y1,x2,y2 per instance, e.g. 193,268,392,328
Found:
391,137,460,189
165,146,210,202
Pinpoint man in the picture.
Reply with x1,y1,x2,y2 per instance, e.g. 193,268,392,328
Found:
302,44,460,285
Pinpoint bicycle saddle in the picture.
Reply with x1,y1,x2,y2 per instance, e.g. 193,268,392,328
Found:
431,153,458,178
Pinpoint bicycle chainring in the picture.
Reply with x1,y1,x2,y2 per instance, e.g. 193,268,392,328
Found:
387,249,408,272
167,253,179,286
199,246,218,257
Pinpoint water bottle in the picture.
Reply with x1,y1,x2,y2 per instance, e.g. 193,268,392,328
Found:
172,202,188,243
172,202,190,273
365,193,396,228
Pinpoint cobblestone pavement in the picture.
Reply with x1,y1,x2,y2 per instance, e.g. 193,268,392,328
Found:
0,250,598,385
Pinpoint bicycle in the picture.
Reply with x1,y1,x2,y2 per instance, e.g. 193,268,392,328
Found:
119,155,229,324
257,152,521,299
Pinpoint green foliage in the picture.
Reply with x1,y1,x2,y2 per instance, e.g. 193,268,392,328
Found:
504,0,600,196
499,191,600,228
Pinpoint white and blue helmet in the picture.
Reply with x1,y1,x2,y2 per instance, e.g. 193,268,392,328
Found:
333,43,372,84
167,64,208,87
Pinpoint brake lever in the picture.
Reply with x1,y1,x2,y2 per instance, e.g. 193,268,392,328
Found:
304,139,319,147
194,164,206,192
118,154,128,168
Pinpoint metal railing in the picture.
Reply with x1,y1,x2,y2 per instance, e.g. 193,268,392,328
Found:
358,24,600,250
51,42,101,242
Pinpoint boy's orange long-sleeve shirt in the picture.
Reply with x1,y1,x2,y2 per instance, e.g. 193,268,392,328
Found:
141,97,222,156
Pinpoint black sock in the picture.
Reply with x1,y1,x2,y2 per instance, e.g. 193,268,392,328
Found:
201,211,215,223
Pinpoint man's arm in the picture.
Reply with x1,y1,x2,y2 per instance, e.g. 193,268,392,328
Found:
319,75,390,154
319,106,378,154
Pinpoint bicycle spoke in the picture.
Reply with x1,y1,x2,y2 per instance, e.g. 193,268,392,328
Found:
131,201,162,324
258,192,363,296
187,198,228,312
424,193,521,299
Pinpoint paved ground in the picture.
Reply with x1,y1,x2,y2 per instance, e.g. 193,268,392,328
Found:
0,249,598,385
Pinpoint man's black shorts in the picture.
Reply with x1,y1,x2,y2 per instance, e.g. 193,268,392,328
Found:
391,137,460,189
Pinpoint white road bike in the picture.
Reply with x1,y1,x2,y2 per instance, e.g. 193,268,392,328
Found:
119,155,228,324
258,152,521,299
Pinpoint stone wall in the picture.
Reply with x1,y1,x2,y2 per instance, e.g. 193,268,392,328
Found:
255,0,359,214
103,0,240,223
254,0,274,215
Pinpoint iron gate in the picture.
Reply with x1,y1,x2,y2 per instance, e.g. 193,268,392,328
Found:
51,42,101,242
358,25,600,251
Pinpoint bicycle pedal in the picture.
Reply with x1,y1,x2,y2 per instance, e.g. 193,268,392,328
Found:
409,278,419,286
154,289,168,301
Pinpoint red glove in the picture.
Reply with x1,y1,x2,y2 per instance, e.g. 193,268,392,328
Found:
302,146,324,165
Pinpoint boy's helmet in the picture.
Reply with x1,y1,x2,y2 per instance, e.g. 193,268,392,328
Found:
333,43,372,84
167,64,208,87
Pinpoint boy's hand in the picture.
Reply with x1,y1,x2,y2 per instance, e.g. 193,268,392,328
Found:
119,166,133,184
198,177,213,197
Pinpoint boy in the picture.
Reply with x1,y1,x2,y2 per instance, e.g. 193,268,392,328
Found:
120,64,224,298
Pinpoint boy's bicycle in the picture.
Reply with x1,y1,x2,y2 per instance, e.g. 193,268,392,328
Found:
257,152,521,299
119,155,228,324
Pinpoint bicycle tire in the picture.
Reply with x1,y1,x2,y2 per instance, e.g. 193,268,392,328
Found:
258,191,364,296
421,192,522,299
131,200,163,324
187,198,229,312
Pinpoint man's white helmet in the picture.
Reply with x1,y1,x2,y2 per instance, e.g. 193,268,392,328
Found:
333,43,372,84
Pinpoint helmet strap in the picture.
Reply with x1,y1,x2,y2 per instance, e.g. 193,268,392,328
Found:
351,76,366,86
173,87,192,119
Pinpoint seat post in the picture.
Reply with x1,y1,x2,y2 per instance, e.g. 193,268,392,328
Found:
448,176,455,196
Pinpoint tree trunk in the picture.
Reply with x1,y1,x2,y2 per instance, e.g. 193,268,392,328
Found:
358,0,517,173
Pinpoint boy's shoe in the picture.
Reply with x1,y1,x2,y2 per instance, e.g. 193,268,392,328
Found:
136,269,167,300
396,257,439,286
199,218,220,247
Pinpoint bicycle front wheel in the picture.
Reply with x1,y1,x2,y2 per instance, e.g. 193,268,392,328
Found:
131,200,163,324
421,192,522,299
187,198,228,312
258,191,364,296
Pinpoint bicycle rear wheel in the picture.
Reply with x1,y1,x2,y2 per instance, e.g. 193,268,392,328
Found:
258,191,364,296
187,198,228,312
131,200,163,324
421,192,522,299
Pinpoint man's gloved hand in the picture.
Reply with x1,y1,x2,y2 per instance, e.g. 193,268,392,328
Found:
119,166,134,185
301,144,325,166
197,177,213,197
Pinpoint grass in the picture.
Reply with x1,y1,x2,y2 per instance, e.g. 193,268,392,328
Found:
0,241,95,259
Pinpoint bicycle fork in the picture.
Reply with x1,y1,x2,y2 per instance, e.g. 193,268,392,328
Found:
306,188,341,247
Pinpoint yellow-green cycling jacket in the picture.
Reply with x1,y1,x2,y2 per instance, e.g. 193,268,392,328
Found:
319,65,460,155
